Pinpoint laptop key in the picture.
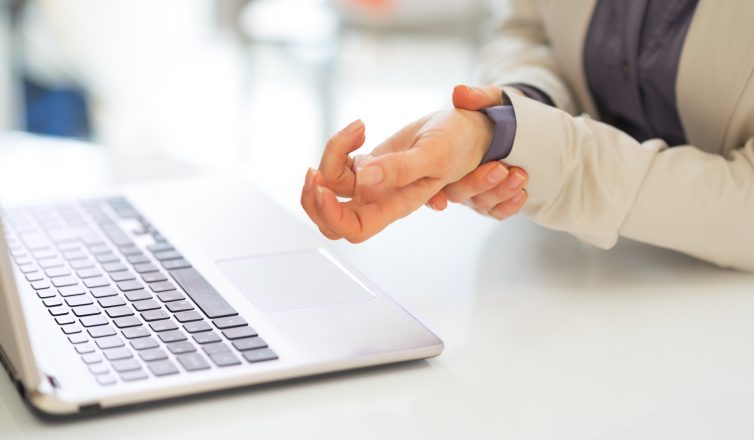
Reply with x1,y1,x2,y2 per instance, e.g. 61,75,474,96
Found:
102,262,127,273
148,242,173,253
137,264,161,275
158,330,187,343
156,291,184,302
88,325,117,338
147,360,179,376
106,306,134,318
139,348,168,362
127,254,150,265
96,335,125,349
163,259,191,270
70,258,95,270
31,280,50,290
183,321,212,333
174,311,203,323
104,347,133,361
193,332,221,345
213,316,248,329
167,341,196,355
45,267,70,278
242,348,278,363
210,352,241,367
119,245,142,255
120,370,148,382
77,268,102,279
132,299,161,312
176,353,210,371
72,305,100,317
37,289,56,299
222,327,258,340
65,295,93,307
98,296,126,308
114,316,142,329
117,280,144,292
122,326,150,339
154,250,182,261
110,271,136,282
58,285,86,297
81,353,102,365
232,337,268,352
55,315,75,325
25,272,44,282
202,342,230,355
111,359,141,372
125,289,152,302
43,297,62,307
38,258,64,269
130,337,159,350
149,319,178,332
166,300,193,313
142,309,169,321
51,276,78,287
80,315,109,327
84,277,110,288
90,286,118,298
169,268,237,319
61,324,82,335
68,333,88,344
75,343,96,354
149,281,176,293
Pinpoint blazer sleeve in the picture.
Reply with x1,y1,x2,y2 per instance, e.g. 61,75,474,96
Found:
505,92,754,272
480,0,580,115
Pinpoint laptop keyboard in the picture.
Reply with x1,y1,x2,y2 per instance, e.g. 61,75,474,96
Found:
1,197,277,386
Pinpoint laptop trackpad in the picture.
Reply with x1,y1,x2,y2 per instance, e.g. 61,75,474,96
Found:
216,249,375,313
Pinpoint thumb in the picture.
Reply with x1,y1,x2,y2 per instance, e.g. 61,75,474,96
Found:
452,85,503,110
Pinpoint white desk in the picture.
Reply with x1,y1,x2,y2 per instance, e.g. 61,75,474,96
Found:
2,136,754,439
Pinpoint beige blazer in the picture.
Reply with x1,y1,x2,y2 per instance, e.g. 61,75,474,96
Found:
480,0,754,272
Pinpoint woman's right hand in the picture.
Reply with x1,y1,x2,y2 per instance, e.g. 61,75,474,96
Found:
426,85,529,221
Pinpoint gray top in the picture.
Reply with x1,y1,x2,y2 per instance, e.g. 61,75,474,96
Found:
481,0,699,163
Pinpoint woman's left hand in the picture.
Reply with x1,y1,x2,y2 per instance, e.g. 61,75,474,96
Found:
301,108,493,242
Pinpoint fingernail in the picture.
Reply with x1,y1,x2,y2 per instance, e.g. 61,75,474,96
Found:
343,119,363,134
315,186,325,207
486,165,508,183
507,171,526,189
305,168,315,190
358,165,384,186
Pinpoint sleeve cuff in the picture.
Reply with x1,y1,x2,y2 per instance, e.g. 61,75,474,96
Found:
479,105,518,164
506,83,555,107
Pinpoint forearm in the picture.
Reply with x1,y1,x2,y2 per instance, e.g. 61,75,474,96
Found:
503,92,754,272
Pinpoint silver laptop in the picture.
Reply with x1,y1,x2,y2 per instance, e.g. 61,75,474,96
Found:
0,176,443,416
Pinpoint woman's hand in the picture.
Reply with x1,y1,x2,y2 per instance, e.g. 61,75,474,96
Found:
426,85,529,220
301,109,493,242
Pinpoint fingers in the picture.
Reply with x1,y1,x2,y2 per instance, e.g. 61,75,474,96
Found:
355,143,449,189
488,190,527,221
315,178,443,243
444,162,509,203
469,167,528,212
319,119,366,196
426,190,448,211
300,169,341,240
452,84,503,111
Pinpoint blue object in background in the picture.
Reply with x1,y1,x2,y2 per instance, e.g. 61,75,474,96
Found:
23,75,91,139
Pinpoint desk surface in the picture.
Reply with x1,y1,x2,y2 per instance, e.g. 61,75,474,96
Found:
2,136,754,439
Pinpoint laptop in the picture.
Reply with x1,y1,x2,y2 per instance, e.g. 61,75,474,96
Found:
0,176,443,416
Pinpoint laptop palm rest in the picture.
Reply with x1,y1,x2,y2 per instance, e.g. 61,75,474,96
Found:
216,249,375,313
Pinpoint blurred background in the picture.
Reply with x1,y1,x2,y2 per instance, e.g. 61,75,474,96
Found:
0,0,487,212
